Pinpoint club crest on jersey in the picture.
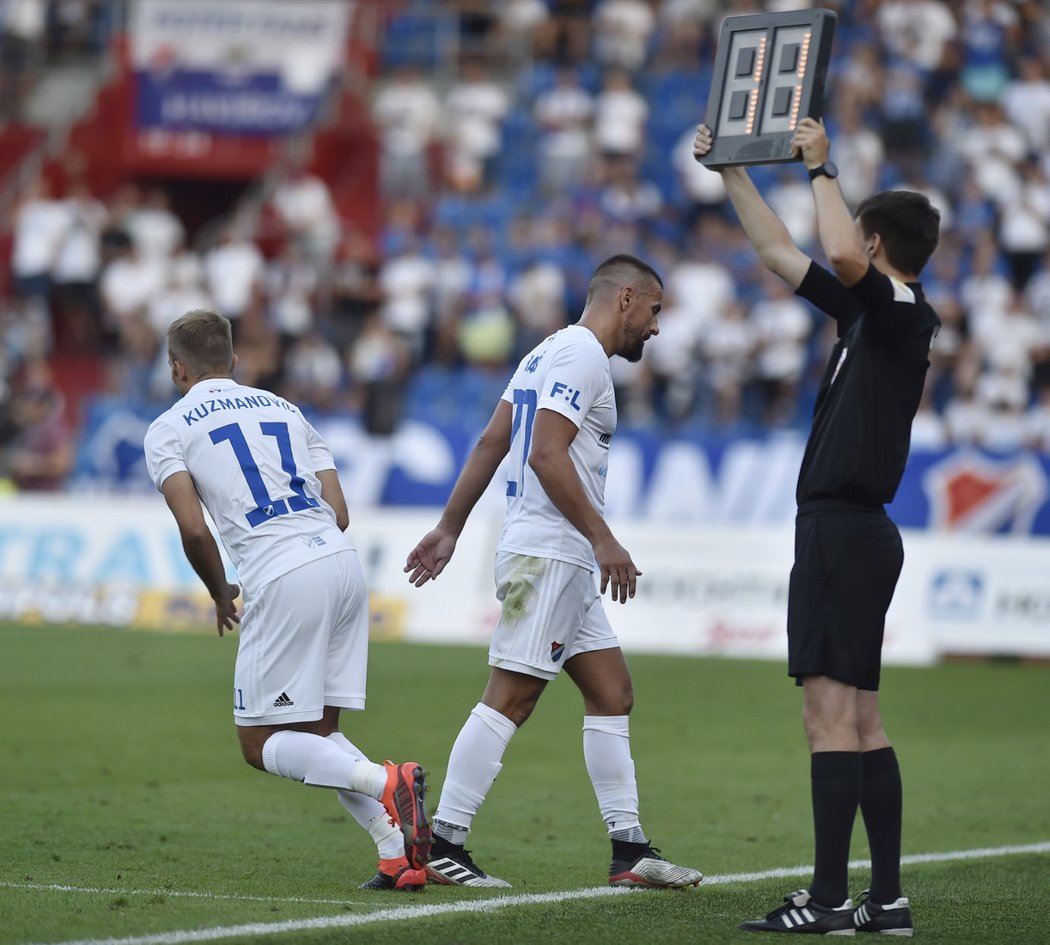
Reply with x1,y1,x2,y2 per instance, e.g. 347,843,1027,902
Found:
550,640,566,662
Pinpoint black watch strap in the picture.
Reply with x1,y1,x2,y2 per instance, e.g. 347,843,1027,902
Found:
808,160,838,181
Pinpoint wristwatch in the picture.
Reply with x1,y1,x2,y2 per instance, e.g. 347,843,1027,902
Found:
808,160,839,181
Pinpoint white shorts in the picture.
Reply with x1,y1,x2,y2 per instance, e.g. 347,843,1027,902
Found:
488,551,619,681
233,549,369,726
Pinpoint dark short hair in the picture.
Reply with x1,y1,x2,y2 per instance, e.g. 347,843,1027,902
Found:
586,253,663,302
167,309,234,375
856,190,940,277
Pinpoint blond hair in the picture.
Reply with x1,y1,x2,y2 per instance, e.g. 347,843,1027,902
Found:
167,309,234,376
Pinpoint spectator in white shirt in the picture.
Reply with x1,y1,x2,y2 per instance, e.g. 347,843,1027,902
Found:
271,163,339,263
958,101,1028,203
373,66,442,201
98,232,167,345
875,0,957,72
768,168,817,251
593,68,648,159
592,0,656,71
701,299,755,427
349,313,413,435
910,383,950,450
996,158,1050,290
751,276,813,426
832,99,885,211
944,375,989,445
265,240,318,342
598,156,662,226
672,124,726,220
378,237,435,355
666,244,734,336
283,330,344,412
430,226,473,325
0,0,45,120
444,59,508,190
147,253,213,339
126,188,184,262
1001,56,1050,155
972,290,1044,384
203,224,264,329
507,256,567,353
975,368,1030,452
11,178,69,301
52,180,107,347
960,234,1013,339
637,288,698,421
497,0,551,61
534,66,594,195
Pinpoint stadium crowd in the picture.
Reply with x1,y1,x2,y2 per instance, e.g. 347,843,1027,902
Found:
3,0,1050,492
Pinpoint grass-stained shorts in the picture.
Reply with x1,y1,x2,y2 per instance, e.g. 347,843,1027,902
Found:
489,551,619,681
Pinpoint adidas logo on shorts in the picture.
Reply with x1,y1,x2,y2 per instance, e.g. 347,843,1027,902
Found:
273,692,295,707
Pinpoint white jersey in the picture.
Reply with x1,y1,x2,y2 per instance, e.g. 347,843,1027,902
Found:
144,378,352,592
498,325,615,570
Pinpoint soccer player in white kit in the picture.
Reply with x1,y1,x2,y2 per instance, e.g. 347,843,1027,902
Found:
144,309,432,892
405,255,703,889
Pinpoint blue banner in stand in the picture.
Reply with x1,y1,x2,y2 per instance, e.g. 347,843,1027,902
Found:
71,400,1050,536
130,0,350,134
135,71,326,136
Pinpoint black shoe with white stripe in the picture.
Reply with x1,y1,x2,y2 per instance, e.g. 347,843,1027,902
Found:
424,836,511,888
740,889,856,935
853,891,913,936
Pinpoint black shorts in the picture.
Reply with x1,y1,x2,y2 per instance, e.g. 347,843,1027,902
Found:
786,501,904,691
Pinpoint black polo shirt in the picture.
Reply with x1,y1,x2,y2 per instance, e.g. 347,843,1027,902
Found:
795,261,940,507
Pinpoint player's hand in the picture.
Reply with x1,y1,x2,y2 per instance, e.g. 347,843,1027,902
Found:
404,525,457,587
692,123,714,161
791,117,830,169
594,535,642,605
213,583,240,637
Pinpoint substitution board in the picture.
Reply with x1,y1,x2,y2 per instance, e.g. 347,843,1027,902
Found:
700,8,836,167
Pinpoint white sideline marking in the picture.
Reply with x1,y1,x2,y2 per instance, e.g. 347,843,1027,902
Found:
702,840,1050,885
17,841,1050,945
25,886,636,945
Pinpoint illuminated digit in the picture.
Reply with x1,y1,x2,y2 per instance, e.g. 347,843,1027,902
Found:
715,29,767,138
759,26,813,135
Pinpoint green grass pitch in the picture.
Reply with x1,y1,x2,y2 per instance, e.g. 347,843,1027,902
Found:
2,623,1048,944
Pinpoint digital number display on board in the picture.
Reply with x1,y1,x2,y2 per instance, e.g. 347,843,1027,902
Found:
700,9,836,167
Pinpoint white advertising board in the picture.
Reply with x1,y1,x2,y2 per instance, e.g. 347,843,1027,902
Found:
0,496,1046,662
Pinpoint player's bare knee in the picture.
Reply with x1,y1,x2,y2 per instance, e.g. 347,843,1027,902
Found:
802,704,837,747
482,690,539,726
606,683,634,715
237,729,269,771
239,744,268,771
507,692,542,726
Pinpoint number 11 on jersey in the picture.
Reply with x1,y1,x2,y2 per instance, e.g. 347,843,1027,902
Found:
210,421,320,527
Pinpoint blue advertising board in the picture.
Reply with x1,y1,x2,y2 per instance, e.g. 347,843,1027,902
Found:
71,400,1050,535
130,0,349,135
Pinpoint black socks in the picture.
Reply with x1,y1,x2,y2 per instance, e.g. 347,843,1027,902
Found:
809,751,862,907
860,747,903,904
